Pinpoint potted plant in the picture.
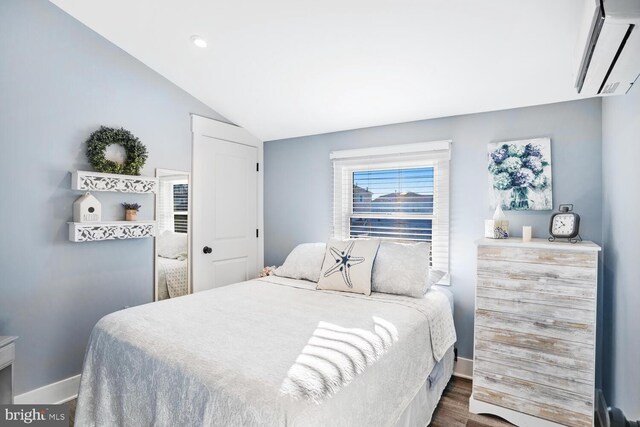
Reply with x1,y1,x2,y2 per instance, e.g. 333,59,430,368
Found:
122,203,141,221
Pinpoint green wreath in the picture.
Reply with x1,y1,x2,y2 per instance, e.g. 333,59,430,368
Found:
86,126,148,175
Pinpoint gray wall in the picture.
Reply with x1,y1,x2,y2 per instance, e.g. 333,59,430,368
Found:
264,98,603,360
602,88,640,418
0,0,229,394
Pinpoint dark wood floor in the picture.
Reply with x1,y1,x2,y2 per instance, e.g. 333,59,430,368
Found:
68,398,76,427
67,376,512,426
431,377,513,427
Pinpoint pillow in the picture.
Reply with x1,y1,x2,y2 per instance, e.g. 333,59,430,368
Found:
372,241,431,298
316,239,380,296
157,231,188,260
273,243,326,282
428,269,447,288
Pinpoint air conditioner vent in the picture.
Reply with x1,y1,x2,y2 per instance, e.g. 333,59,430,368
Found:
575,0,640,96
601,81,621,93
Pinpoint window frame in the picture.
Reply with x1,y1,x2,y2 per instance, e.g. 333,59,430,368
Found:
331,140,451,284
349,164,437,241
158,177,189,234
172,182,189,234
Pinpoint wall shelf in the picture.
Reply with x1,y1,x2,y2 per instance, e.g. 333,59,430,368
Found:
68,221,156,242
72,170,158,193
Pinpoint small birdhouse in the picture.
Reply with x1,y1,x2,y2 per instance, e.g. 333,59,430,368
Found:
73,192,102,223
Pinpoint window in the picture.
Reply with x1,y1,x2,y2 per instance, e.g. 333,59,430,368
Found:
172,183,188,234
331,141,450,276
158,178,189,234
350,167,434,241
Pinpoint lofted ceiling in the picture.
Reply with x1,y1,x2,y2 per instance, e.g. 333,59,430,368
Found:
50,0,591,141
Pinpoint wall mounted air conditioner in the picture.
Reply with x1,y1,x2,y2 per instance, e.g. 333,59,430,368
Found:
576,0,640,95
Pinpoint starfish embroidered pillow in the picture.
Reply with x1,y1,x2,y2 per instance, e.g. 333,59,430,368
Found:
316,239,381,296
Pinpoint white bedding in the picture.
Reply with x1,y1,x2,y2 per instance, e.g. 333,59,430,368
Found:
156,256,188,299
76,276,456,427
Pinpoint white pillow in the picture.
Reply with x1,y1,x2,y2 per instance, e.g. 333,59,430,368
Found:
372,241,431,298
428,269,447,288
157,231,188,260
317,239,380,296
273,243,327,282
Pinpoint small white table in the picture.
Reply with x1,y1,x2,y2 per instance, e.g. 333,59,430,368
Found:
0,336,17,404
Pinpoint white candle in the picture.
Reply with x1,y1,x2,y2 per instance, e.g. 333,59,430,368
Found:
522,226,532,242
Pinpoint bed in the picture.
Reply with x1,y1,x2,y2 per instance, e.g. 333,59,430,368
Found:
75,276,456,427
156,256,188,300
155,231,189,300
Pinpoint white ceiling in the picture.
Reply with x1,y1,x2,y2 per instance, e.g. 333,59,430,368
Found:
50,0,591,141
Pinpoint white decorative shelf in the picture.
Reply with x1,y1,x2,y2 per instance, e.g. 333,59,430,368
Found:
72,171,158,194
68,221,156,242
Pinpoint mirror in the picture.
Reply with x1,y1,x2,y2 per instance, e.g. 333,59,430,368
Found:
155,169,191,301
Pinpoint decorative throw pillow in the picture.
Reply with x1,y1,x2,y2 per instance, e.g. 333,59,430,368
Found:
372,241,431,298
157,231,188,260
273,243,327,282
316,239,380,296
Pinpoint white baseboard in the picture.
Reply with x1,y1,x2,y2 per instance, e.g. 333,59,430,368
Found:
14,374,81,405
453,357,473,379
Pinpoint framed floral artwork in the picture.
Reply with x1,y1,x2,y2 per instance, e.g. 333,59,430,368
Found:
488,137,552,210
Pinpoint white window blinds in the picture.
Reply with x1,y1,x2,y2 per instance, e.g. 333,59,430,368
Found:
158,179,175,233
173,183,189,234
158,177,189,234
331,141,451,275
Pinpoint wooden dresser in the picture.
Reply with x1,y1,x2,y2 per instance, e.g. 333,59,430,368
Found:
469,238,601,427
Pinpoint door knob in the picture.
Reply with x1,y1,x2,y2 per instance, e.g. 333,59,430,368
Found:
203,246,212,254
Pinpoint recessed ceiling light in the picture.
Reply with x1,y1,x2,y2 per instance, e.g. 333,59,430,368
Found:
190,35,207,48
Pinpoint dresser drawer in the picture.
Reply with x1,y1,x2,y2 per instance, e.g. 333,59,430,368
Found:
477,276,596,299
475,326,594,362
473,370,593,417
473,385,593,427
478,246,597,268
0,343,15,369
478,259,597,282
477,294,595,323
476,286,595,312
476,309,594,345
474,356,594,397
475,339,594,373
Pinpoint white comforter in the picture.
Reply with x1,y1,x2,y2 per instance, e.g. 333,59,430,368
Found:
156,257,188,299
75,276,456,427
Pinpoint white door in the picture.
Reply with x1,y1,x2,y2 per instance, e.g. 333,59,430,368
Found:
192,117,262,292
